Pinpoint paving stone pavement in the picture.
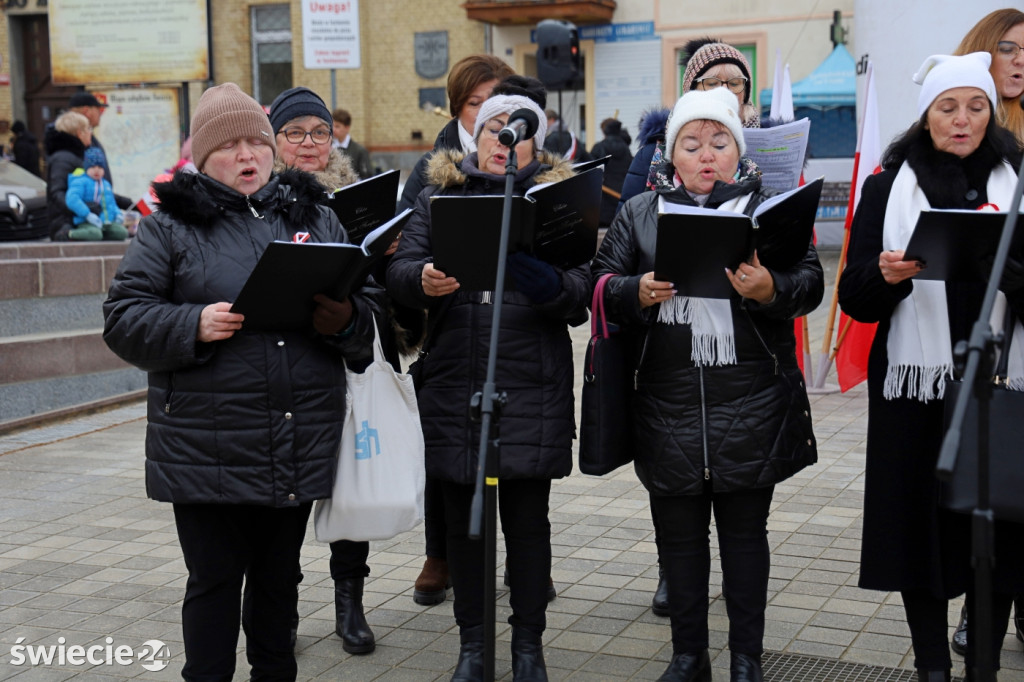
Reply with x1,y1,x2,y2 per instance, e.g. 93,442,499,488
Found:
1,249,1023,681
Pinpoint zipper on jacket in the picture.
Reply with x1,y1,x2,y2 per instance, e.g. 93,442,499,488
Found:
245,195,264,219
698,366,710,480
634,325,653,390
164,374,175,414
745,311,779,376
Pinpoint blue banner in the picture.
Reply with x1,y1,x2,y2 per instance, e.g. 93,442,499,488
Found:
531,21,655,44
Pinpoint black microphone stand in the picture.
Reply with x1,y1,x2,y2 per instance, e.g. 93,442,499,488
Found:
936,156,1024,682
467,146,520,682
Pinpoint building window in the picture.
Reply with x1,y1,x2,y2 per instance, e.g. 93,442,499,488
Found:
251,4,292,105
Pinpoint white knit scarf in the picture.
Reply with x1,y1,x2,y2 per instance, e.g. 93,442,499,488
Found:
882,161,1023,401
657,193,752,366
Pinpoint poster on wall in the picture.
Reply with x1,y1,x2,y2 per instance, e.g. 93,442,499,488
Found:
49,0,209,84
94,89,181,205
303,0,361,69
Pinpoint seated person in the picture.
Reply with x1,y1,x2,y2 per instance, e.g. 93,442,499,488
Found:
64,147,128,241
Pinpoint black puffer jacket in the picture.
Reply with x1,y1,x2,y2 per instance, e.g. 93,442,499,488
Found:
593,174,822,495
103,169,382,506
44,126,86,238
387,149,590,484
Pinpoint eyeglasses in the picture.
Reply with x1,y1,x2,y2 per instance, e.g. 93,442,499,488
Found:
695,76,748,94
996,41,1024,59
279,128,332,145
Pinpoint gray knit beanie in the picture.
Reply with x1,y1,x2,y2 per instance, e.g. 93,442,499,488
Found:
190,83,275,171
268,87,332,134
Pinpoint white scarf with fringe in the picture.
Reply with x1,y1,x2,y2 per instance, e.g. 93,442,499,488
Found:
882,161,1023,401
657,193,752,366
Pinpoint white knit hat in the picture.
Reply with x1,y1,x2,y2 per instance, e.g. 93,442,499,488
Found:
665,87,746,162
472,94,548,151
912,52,997,117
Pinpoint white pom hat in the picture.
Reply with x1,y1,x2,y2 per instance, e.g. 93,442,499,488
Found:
665,86,746,162
912,52,997,117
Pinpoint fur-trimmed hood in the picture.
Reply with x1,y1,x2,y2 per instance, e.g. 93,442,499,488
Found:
43,125,86,158
424,147,575,191
152,167,331,230
272,148,359,191
637,108,671,147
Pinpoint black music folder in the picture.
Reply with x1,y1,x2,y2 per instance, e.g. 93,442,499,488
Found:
231,208,412,331
326,169,400,243
429,167,603,291
903,209,1024,282
654,177,823,299
572,154,612,174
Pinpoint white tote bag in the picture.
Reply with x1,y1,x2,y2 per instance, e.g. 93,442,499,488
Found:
314,316,425,542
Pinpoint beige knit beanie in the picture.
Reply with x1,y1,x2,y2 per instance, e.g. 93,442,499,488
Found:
190,83,276,171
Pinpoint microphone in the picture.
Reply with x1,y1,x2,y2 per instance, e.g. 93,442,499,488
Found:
498,108,540,147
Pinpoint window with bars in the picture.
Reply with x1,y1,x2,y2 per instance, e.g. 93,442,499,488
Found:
251,4,292,105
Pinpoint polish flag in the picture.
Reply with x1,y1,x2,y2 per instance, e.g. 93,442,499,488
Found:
835,62,881,392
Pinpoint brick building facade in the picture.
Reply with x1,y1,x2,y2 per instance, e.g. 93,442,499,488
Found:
0,0,488,174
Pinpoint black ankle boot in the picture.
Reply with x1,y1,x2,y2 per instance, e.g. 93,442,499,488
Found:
334,578,375,654
658,649,711,681
511,627,547,681
916,670,951,682
652,566,670,617
730,652,763,682
451,625,485,682
951,605,967,656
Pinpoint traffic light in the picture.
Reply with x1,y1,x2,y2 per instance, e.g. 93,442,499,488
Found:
536,19,580,91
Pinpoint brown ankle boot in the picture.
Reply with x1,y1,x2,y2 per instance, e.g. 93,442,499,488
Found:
413,556,450,605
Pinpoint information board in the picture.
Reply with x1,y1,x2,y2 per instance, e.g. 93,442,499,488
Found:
93,88,181,205
49,0,208,84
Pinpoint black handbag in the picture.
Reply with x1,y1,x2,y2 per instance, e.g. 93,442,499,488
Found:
579,273,635,476
941,311,1024,523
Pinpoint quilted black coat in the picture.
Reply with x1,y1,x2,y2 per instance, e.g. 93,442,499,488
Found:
386,149,590,485
592,174,822,495
103,169,383,507
43,126,86,238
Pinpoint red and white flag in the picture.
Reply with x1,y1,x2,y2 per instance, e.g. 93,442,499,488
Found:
769,47,795,123
835,62,881,392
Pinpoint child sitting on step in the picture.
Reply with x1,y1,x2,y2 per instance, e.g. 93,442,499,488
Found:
64,147,128,241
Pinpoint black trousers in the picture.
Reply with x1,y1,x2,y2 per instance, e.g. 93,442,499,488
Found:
442,478,551,635
173,502,311,682
328,540,370,580
424,475,447,559
902,587,1015,672
901,590,952,672
650,485,774,657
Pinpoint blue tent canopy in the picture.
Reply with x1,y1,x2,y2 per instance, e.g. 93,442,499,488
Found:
761,44,856,109
760,44,856,158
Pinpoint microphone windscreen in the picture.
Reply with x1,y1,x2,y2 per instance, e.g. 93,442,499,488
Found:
508,108,540,138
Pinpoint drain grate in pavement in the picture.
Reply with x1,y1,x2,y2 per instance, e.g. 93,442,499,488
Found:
763,651,963,682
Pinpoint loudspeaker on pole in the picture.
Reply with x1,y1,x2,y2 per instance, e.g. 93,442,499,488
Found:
535,19,580,91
